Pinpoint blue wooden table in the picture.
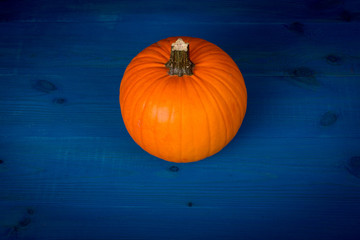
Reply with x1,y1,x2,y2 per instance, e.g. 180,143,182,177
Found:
1,0,360,239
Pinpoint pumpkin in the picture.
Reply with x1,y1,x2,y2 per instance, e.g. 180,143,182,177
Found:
120,37,247,163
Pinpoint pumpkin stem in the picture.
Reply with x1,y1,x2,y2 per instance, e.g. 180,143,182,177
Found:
165,38,194,77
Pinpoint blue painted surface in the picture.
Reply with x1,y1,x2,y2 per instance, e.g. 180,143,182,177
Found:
1,0,360,239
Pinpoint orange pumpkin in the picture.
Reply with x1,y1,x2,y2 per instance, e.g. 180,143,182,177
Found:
120,37,247,163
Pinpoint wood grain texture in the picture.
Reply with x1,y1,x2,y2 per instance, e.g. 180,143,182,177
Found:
1,0,360,23
1,0,360,240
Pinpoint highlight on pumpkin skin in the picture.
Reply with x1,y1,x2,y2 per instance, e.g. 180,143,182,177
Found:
120,36,247,163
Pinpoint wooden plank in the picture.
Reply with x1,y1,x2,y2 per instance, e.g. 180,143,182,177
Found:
1,22,359,77
1,0,360,23
1,136,359,203
0,203,359,240
0,74,359,138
